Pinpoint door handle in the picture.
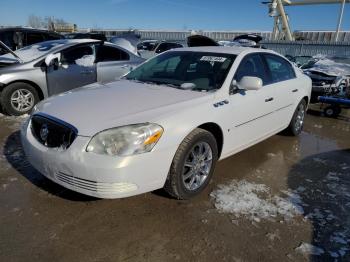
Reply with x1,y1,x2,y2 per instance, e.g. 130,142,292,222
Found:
292,89,298,93
120,64,130,69
265,97,274,102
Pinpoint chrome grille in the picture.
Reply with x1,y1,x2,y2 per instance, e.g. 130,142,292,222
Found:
31,114,77,149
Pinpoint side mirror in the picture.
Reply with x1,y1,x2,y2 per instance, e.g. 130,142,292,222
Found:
45,53,61,70
238,76,263,91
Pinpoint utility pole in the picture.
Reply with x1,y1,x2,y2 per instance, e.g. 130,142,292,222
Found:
276,0,294,40
335,0,346,41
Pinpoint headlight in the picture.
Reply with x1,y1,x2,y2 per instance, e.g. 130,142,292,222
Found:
86,123,163,156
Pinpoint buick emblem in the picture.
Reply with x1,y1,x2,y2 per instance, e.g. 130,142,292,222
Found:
40,124,49,142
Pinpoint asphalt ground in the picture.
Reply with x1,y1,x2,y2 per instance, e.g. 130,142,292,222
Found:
0,106,349,262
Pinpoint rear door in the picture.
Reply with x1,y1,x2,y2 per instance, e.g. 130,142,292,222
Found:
262,53,299,128
96,44,134,82
225,53,278,152
46,43,97,96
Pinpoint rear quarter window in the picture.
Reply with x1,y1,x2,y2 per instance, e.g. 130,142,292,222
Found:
97,45,130,62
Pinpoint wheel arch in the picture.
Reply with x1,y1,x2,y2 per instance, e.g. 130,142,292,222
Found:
197,122,224,158
0,80,44,101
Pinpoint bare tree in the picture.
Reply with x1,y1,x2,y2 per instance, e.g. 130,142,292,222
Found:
27,15,69,30
27,15,43,29
44,16,55,31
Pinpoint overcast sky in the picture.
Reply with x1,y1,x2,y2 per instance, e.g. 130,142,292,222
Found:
1,0,350,31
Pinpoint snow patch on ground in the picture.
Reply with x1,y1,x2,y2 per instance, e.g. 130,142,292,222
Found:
210,180,304,222
0,113,28,130
295,242,325,256
313,157,327,165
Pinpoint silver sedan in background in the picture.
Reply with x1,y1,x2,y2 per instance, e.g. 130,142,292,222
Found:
0,39,144,115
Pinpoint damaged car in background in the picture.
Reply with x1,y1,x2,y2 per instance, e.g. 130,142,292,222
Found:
286,55,350,104
0,39,144,115
21,46,311,199
137,40,183,59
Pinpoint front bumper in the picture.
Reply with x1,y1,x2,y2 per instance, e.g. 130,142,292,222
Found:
20,119,175,199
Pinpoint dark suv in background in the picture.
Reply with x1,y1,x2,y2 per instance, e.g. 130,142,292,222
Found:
0,27,63,53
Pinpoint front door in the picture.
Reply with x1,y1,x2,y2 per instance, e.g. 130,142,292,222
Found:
46,44,97,96
224,53,278,154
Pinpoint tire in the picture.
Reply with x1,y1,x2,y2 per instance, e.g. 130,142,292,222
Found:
0,82,39,116
164,128,218,200
285,99,307,136
324,106,341,118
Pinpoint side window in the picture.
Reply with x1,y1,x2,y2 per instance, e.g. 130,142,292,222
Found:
0,31,15,51
155,43,168,54
97,45,130,62
26,32,45,45
234,54,269,85
264,54,296,83
61,45,94,65
169,43,182,49
156,43,182,54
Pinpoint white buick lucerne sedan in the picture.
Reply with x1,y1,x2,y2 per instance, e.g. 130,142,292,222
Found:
21,46,311,199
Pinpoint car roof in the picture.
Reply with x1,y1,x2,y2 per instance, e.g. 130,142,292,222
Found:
174,46,276,56
0,27,60,34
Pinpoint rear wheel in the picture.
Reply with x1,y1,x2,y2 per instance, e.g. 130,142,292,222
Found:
0,82,39,116
164,128,218,200
285,99,307,136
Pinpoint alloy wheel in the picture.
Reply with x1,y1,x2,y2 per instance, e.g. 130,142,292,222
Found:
10,89,35,112
182,142,213,191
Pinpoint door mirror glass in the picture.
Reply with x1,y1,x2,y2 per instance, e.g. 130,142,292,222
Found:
238,76,263,91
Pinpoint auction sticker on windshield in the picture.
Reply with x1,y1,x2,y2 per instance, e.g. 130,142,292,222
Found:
200,56,227,63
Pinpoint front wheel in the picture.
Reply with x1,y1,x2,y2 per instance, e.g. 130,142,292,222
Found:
285,100,307,136
0,82,39,116
164,128,218,200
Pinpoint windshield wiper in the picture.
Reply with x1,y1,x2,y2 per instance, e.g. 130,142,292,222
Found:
127,78,175,87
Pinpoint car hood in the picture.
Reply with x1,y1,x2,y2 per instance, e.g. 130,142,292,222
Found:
36,80,212,136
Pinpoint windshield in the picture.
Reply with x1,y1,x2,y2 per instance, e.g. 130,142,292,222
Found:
125,51,236,91
0,40,68,63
